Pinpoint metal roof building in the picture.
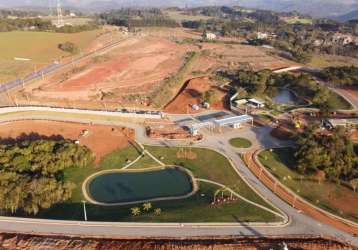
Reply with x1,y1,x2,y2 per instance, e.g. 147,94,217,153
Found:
214,115,253,127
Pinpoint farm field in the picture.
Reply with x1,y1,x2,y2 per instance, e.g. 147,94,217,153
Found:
14,28,294,110
20,143,283,223
0,30,103,83
164,10,213,22
307,54,358,68
258,148,358,223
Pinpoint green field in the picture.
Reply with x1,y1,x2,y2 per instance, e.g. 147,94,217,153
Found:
307,54,358,68
281,17,312,25
258,148,358,223
229,138,252,148
27,145,282,223
164,10,212,22
0,30,101,83
88,168,193,204
327,91,353,110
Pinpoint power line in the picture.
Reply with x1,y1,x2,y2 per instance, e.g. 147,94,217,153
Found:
56,0,64,28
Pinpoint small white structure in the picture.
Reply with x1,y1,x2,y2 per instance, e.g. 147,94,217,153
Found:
214,115,254,129
191,104,200,111
204,32,217,40
69,12,76,17
247,99,265,109
257,32,269,39
189,122,214,135
234,99,248,107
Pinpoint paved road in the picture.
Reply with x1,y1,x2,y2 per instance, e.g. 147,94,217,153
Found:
0,110,357,246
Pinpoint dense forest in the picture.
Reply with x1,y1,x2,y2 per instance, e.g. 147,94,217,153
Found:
295,126,358,183
0,140,93,215
99,8,179,28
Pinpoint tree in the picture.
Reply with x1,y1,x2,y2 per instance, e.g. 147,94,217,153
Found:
295,125,357,181
143,202,152,212
131,207,141,216
350,179,358,192
0,139,93,215
154,208,162,216
58,42,79,55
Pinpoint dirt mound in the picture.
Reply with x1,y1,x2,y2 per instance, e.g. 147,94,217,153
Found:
0,120,134,163
0,234,353,250
164,77,212,114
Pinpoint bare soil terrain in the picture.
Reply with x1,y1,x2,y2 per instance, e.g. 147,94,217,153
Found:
0,120,134,163
12,28,294,110
164,76,226,114
0,234,353,250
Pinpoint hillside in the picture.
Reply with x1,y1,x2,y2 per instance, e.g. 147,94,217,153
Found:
1,0,358,18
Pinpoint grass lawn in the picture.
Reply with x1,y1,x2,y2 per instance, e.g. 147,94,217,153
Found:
0,30,101,83
327,91,353,110
258,148,358,223
229,138,252,149
307,54,358,68
29,145,282,223
164,10,212,22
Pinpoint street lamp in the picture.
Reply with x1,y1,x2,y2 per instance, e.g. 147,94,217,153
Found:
81,200,88,221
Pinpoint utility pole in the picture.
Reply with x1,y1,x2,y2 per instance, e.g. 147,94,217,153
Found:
56,0,64,28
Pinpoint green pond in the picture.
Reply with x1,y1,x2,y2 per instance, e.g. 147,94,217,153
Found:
88,167,194,204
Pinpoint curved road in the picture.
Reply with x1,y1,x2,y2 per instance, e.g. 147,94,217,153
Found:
0,109,357,246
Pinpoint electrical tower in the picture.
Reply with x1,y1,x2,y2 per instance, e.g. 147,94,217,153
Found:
56,0,64,28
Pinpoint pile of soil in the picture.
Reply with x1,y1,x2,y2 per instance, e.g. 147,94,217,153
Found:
0,234,353,250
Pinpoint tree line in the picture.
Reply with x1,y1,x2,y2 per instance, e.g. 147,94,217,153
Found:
99,8,179,28
0,139,94,215
0,17,98,33
320,66,358,87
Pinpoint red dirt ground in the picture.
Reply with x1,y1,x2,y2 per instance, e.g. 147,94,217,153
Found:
0,120,134,163
164,77,226,114
28,36,194,101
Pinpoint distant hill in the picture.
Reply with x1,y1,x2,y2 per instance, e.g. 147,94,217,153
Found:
334,9,358,22
1,0,358,18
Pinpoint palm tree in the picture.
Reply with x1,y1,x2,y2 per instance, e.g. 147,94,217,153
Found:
154,208,162,216
131,207,141,216
143,202,152,212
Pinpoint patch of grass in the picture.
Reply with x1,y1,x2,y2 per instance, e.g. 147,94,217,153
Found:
307,54,358,68
0,30,101,83
258,148,358,223
29,145,282,223
229,138,252,148
327,91,353,110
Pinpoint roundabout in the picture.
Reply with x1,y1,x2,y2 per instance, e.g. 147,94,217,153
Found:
83,166,198,206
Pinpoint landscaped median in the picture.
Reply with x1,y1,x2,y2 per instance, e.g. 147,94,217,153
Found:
243,149,358,235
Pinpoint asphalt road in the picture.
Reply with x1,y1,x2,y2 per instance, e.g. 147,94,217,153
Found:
0,110,356,246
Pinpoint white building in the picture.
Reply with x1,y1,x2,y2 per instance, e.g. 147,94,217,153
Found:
204,32,217,40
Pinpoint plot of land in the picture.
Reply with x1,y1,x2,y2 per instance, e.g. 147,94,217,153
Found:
0,30,104,83
13,28,294,110
165,77,226,114
30,144,282,223
258,148,358,223
0,120,134,163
